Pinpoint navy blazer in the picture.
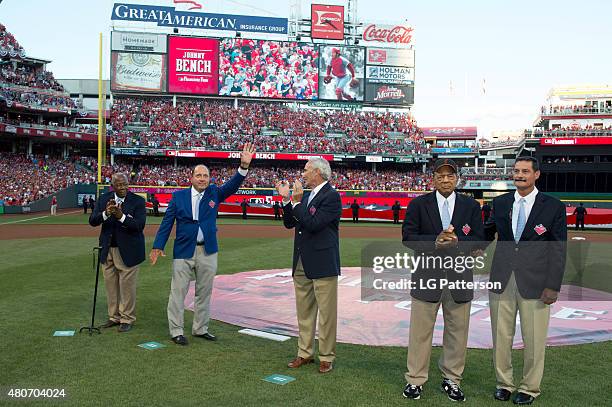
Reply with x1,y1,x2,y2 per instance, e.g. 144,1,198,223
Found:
153,171,245,258
402,191,485,302
283,182,342,279
485,191,567,299
89,191,146,267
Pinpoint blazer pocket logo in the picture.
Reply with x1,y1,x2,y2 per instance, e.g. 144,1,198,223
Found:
209,200,216,208
462,224,471,235
534,224,547,235
309,206,316,215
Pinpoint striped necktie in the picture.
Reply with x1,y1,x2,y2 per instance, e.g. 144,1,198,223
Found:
195,193,204,243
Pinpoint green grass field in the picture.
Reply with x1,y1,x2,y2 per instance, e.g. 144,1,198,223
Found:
0,212,397,227
0,229,610,407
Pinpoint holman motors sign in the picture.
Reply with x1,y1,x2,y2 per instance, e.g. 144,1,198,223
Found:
111,3,288,35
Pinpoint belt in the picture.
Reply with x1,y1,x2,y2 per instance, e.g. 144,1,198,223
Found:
196,242,205,246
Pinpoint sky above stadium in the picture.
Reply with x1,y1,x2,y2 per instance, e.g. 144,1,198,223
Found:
2,0,611,138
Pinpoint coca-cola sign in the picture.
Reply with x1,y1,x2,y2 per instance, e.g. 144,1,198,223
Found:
362,24,414,46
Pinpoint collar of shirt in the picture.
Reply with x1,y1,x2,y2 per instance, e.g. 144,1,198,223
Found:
114,193,124,204
308,181,328,202
191,187,204,199
514,186,538,206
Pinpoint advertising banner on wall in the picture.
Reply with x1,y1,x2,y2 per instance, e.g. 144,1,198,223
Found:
361,23,414,47
167,36,219,94
365,83,414,105
110,3,288,35
111,31,167,53
366,47,415,67
311,4,344,40
366,66,414,84
218,39,319,99
111,52,166,92
318,45,365,101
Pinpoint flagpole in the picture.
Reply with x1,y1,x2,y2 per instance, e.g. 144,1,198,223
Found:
97,32,103,186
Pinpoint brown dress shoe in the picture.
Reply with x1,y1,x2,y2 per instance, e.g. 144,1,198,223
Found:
287,357,314,368
319,361,333,373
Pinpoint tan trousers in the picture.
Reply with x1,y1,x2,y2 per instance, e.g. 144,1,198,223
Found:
489,273,550,398
102,247,139,324
293,258,338,363
405,289,471,386
168,246,218,337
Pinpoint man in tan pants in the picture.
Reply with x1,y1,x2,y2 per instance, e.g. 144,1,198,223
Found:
485,157,567,405
89,173,146,332
401,159,485,401
276,157,342,374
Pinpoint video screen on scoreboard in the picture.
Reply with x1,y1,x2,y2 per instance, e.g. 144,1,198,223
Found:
318,45,365,101
219,39,319,99
111,51,166,92
167,36,219,95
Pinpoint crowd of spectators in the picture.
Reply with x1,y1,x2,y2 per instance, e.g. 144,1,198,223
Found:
542,104,612,115
0,153,96,206
1,64,65,92
110,98,428,155
1,87,76,110
102,161,434,191
0,23,24,57
525,126,612,138
219,39,319,99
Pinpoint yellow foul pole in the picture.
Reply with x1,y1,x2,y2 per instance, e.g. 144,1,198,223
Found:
97,32,103,186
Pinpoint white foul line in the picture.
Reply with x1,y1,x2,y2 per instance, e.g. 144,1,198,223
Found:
0,210,82,225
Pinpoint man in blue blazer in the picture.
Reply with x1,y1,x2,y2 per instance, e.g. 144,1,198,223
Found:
276,157,342,374
150,143,256,346
485,156,567,405
89,173,146,333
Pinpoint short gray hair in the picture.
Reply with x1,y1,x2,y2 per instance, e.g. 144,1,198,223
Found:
111,173,129,184
308,157,332,180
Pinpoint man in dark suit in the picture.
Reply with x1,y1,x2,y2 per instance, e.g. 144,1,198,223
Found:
273,200,281,220
351,199,360,223
83,195,89,214
150,143,256,346
401,159,484,402
151,194,160,217
485,156,567,405
276,157,342,374
392,201,401,224
573,202,587,230
241,198,250,219
89,195,96,214
89,173,146,333
482,201,492,223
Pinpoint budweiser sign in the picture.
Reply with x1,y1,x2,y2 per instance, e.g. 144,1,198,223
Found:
375,86,405,101
362,24,414,45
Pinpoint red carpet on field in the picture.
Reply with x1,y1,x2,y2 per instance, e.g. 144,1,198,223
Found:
184,267,612,349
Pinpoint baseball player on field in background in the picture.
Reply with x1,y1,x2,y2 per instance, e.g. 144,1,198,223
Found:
323,48,359,101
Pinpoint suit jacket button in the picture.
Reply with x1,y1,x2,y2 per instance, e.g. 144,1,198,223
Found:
515,247,519,252
299,231,302,235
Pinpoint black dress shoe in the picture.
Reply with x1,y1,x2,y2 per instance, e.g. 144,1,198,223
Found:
193,332,217,341
513,392,534,405
99,319,120,328
117,323,132,333
171,335,188,346
494,388,512,401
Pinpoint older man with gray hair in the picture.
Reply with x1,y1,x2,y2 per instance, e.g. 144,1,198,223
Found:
276,157,342,373
89,173,146,333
